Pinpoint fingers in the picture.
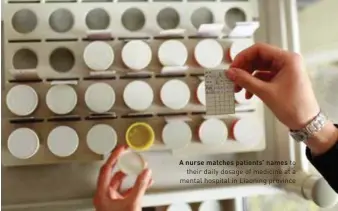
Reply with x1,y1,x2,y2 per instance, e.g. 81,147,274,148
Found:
226,68,269,99
128,169,152,202
96,145,128,195
230,43,287,73
245,71,276,98
121,178,153,198
110,171,127,191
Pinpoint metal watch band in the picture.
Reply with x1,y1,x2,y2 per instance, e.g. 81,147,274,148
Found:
290,111,328,143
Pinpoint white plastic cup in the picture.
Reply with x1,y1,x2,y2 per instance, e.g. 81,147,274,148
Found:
235,89,252,104
46,84,77,115
121,40,152,70
47,126,79,157
6,85,38,116
230,118,262,146
85,83,115,113
83,41,114,71
158,40,188,67
162,121,192,150
165,203,192,211
123,81,154,111
196,81,206,105
198,200,223,211
198,118,228,145
7,128,40,159
87,124,117,155
194,39,223,68
226,40,254,62
117,150,146,176
160,79,190,110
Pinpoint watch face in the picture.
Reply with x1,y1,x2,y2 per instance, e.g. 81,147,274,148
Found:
291,131,307,142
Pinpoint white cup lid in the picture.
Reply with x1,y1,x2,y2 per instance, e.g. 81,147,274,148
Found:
122,40,152,70
117,151,146,176
161,79,190,110
194,39,223,68
199,118,228,144
229,40,253,61
158,40,188,67
235,89,251,104
197,81,206,105
47,126,79,157
162,121,192,150
85,83,115,113
123,81,154,111
87,124,117,155
167,203,192,211
83,41,114,71
8,128,39,159
233,118,262,146
6,85,38,116
199,200,222,211
46,85,77,115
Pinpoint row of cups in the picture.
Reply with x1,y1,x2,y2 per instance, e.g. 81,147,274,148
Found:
6,80,252,116
7,117,261,159
159,200,224,211
83,39,253,71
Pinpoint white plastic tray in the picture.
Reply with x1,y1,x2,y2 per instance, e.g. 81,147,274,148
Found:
2,0,312,210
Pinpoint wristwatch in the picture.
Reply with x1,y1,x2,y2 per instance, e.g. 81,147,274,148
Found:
290,111,328,143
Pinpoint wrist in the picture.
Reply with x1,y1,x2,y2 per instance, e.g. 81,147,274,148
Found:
305,121,338,156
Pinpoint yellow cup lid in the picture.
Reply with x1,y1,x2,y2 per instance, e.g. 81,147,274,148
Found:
126,122,154,151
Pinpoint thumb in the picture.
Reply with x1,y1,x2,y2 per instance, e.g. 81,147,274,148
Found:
226,68,268,97
128,169,152,202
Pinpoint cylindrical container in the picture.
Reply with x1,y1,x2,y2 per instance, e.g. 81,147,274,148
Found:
198,118,228,145
46,84,77,115
196,81,206,106
198,200,222,211
194,39,223,68
6,85,38,116
230,118,262,146
47,126,79,157
303,176,338,208
87,124,117,155
83,41,114,71
226,40,253,62
7,128,39,159
235,89,251,104
284,171,338,208
117,150,146,176
158,40,188,67
160,79,190,110
85,82,115,113
165,203,192,211
125,122,155,151
162,121,192,150
123,81,154,111
121,40,152,70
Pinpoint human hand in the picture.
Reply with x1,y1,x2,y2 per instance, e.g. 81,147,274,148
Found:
226,43,338,155
226,43,319,130
94,145,153,211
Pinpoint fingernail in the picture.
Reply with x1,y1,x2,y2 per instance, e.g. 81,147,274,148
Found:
226,69,236,81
